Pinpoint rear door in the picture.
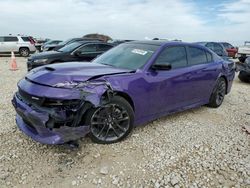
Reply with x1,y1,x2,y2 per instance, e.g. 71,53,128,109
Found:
185,46,219,103
2,36,19,52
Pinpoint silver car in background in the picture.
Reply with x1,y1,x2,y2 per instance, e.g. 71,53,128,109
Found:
0,36,37,57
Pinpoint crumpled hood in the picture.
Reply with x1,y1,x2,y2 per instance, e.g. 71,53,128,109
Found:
26,62,130,86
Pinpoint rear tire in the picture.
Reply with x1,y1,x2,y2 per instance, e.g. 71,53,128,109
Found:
19,48,30,57
207,77,227,108
238,71,250,83
86,96,134,144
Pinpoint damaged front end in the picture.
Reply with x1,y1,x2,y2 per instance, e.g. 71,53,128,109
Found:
12,78,113,145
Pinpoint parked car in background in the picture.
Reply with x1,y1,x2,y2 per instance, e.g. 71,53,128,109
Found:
51,38,101,51
13,41,235,145
237,41,250,63
236,57,250,83
0,35,36,57
27,41,114,70
196,42,228,58
41,40,63,51
34,38,50,52
108,39,134,46
220,42,238,58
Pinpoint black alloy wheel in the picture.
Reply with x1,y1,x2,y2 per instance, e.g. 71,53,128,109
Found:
86,96,134,144
208,77,226,108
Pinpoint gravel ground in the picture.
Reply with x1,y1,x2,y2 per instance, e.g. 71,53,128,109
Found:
0,57,249,188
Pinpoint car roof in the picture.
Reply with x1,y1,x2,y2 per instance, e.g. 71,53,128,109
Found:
73,40,113,45
128,40,169,46
195,41,223,45
127,40,207,48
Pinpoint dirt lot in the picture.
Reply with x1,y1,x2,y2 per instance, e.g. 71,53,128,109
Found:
0,57,249,188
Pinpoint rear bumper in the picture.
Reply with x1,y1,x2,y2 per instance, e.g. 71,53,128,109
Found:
12,94,89,145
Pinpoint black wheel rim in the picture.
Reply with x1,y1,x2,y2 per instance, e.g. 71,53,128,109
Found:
216,81,226,105
90,104,130,142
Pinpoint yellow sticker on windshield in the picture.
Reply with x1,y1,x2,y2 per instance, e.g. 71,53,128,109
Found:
132,49,148,55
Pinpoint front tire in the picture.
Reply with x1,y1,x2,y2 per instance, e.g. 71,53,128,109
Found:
86,96,134,144
208,77,227,108
19,48,30,57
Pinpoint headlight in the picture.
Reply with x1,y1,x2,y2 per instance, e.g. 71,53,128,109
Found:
33,59,48,64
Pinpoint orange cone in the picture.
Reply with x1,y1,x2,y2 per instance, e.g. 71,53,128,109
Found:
10,51,18,71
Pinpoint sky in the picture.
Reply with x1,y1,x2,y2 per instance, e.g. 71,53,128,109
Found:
0,0,249,45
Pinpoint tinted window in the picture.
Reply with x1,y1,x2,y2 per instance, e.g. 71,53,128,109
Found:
59,38,74,45
206,52,213,62
155,46,187,69
21,37,30,42
189,47,207,65
0,37,3,42
98,44,113,51
205,43,214,51
4,37,18,42
222,42,233,49
213,43,223,51
58,42,82,52
214,43,225,55
78,44,97,53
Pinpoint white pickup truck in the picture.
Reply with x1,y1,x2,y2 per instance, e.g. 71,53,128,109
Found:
238,41,250,62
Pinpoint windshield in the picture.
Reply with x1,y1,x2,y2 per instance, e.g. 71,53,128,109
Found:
58,38,73,45
222,42,233,49
93,43,158,70
58,42,82,52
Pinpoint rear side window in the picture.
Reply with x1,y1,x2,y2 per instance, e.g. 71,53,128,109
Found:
98,44,113,52
188,47,207,65
4,36,18,42
155,46,188,69
0,37,3,42
21,37,30,42
213,43,223,52
205,43,214,51
222,42,233,49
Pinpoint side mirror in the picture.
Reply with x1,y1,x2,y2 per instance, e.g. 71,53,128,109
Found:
151,63,172,71
74,51,81,56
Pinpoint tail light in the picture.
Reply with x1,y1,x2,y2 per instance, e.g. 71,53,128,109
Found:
29,37,36,45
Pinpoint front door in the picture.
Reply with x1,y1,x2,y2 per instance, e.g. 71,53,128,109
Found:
75,44,99,62
145,45,195,115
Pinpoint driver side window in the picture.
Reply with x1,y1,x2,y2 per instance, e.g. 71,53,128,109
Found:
77,44,97,54
155,46,188,69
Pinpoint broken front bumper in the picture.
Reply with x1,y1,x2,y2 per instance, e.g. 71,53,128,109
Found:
12,94,89,145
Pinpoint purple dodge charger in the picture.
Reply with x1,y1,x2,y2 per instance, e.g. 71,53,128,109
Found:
12,41,235,144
